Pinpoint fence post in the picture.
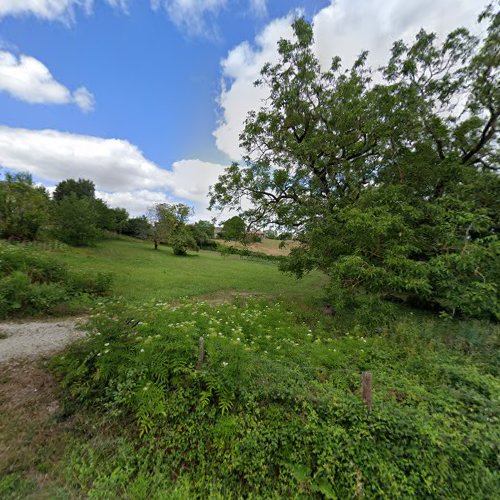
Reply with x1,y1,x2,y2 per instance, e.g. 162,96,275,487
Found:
362,371,372,412
197,336,205,369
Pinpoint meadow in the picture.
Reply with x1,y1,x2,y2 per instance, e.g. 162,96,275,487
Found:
50,237,326,304
1,237,499,499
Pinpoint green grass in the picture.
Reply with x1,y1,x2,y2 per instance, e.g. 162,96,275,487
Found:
49,237,326,304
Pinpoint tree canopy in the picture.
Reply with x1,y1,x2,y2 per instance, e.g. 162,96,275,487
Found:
221,216,246,241
210,8,499,319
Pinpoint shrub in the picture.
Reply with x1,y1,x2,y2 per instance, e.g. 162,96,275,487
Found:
0,243,112,318
54,299,499,498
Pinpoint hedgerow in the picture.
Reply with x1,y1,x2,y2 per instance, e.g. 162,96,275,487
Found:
53,299,499,498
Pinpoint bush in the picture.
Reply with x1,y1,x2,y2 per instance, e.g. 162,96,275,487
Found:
54,299,499,498
0,243,113,318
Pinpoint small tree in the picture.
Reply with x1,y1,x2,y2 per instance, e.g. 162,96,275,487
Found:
147,203,195,253
172,226,199,256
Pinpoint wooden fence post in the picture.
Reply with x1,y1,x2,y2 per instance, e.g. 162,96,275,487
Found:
362,371,372,412
197,336,205,369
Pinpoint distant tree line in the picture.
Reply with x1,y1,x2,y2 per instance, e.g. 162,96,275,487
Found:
0,174,215,254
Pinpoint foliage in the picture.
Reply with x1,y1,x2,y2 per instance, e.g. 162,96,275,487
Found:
52,194,101,246
0,173,50,241
53,178,96,202
221,216,246,241
54,299,499,498
210,11,500,319
0,243,112,318
146,203,195,252
123,217,152,239
171,226,199,256
189,220,215,247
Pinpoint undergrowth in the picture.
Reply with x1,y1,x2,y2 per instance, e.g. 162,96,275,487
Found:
53,299,500,498
0,242,112,318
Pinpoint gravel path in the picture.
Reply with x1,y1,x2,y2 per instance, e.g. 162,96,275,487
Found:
0,319,86,363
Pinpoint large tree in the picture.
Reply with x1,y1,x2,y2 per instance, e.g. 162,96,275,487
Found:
210,8,499,318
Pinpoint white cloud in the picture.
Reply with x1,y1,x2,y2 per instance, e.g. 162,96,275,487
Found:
0,50,95,112
152,0,226,37
0,125,227,217
214,13,296,160
168,158,227,203
96,189,175,216
249,0,267,17
73,86,95,112
0,0,126,23
214,0,489,160
152,0,266,37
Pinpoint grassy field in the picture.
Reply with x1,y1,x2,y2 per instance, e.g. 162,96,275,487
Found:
49,237,325,304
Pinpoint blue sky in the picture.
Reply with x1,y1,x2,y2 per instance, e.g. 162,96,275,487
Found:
0,0,489,218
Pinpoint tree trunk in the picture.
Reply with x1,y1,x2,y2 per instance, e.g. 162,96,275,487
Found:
154,239,158,250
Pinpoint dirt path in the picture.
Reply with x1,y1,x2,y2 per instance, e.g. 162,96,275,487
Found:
0,318,86,363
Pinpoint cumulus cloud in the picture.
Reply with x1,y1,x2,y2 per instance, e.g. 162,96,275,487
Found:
0,50,95,112
214,13,296,160
0,125,227,217
0,0,126,23
168,159,227,203
214,0,488,160
96,189,175,216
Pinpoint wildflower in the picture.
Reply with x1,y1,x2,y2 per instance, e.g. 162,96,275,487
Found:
97,352,101,357
104,349,109,354
222,361,229,367
104,342,110,347
236,337,241,342
140,348,145,353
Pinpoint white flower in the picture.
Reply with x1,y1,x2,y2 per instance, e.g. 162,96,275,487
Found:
104,349,109,354
236,337,241,342
140,348,144,353
97,352,101,357
104,342,110,347
222,361,229,367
